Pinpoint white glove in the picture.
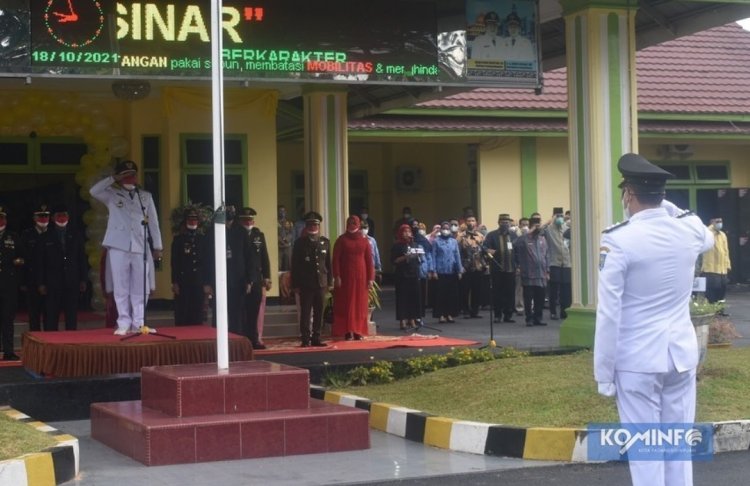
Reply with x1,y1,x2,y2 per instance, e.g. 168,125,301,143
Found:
597,382,616,397
660,199,682,217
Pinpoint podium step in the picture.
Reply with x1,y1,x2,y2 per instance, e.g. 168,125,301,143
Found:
91,397,370,465
91,360,370,465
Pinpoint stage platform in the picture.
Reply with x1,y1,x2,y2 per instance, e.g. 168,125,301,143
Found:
21,326,254,378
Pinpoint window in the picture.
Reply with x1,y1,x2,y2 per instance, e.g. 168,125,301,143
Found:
659,160,730,221
348,170,368,215
181,134,247,207
0,137,84,171
0,141,30,166
142,135,161,218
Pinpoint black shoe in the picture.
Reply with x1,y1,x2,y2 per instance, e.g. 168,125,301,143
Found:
300,341,310,348
251,342,267,350
3,353,20,361
494,317,502,323
311,339,327,347
470,314,482,319
503,318,516,323
353,333,363,340
534,320,547,326
561,311,568,319
344,333,353,341
550,314,559,320
525,319,534,327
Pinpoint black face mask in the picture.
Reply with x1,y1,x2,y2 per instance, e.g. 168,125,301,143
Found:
500,223,510,232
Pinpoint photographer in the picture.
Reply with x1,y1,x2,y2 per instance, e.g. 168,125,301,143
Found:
391,225,422,330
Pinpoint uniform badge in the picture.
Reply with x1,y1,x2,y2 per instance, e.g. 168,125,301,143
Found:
599,246,609,270
116,200,124,208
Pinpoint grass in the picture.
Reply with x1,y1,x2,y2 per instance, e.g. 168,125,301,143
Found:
338,348,750,428
0,413,58,461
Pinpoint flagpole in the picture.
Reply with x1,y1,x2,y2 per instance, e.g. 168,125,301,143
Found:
210,0,229,370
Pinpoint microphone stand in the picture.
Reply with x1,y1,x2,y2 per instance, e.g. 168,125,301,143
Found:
478,242,504,349
121,186,174,341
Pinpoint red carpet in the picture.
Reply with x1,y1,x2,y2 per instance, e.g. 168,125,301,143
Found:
21,326,253,378
253,333,479,355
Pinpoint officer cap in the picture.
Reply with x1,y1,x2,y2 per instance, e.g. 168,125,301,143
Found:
484,11,500,24
34,204,51,216
304,211,323,223
617,153,674,194
114,159,138,175
51,204,68,215
506,11,521,26
239,207,257,219
498,213,511,222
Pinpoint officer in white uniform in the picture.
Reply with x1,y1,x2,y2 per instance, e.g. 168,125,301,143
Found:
595,153,714,486
90,160,163,335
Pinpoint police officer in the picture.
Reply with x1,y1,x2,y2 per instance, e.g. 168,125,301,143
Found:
291,211,331,347
239,207,271,349
0,205,23,360
595,153,714,486
203,204,251,334
20,204,50,331
171,208,209,326
36,205,87,331
90,160,163,335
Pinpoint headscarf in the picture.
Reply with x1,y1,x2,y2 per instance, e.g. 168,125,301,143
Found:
345,215,361,238
396,224,412,244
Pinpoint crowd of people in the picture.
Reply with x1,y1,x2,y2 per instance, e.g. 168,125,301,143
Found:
383,205,574,329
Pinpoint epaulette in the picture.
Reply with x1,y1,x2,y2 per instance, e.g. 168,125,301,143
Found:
676,209,694,219
602,220,629,234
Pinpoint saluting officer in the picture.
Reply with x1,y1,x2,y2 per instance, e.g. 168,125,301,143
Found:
90,160,163,335
239,207,271,349
0,206,23,360
291,211,331,347
20,204,50,331
36,205,87,331
171,208,209,326
594,153,714,486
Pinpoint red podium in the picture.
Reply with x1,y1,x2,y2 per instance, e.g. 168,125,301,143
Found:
91,361,370,466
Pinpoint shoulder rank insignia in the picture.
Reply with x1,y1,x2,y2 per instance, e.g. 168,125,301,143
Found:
599,246,610,270
676,210,694,219
602,220,629,234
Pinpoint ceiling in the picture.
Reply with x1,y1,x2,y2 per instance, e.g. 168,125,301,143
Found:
277,0,750,141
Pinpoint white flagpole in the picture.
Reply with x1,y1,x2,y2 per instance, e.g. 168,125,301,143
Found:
211,0,229,370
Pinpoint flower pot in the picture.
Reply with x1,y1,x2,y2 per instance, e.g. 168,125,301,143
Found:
692,314,712,372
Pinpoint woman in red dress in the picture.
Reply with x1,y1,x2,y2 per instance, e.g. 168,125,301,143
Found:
332,215,375,340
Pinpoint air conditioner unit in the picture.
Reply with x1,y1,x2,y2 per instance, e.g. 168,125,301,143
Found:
659,144,694,159
395,166,423,192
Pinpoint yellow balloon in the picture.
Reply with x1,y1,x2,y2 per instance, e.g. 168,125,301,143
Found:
88,252,101,269
79,186,92,200
83,209,97,226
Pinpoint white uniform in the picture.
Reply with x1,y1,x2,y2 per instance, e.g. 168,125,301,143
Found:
90,176,163,332
595,200,713,486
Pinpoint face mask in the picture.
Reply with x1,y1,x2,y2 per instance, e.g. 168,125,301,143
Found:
715,223,723,231
0,224,5,232
361,213,368,220
418,229,426,236
241,221,254,230
361,229,369,237
555,217,565,226
521,227,529,234
451,225,458,233
186,223,198,230
466,223,476,230
122,184,136,191
403,213,411,219
36,221,49,229
441,229,451,237
54,217,69,228
306,224,320,236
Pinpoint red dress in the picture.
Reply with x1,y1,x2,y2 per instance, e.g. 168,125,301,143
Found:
332,232,374,337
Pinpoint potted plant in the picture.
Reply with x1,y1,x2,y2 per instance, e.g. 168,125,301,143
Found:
689,296,724,371
368,281,382,324
708,316,742,348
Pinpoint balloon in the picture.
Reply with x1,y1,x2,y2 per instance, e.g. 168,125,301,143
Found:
88,252,100,268
83,209,97,226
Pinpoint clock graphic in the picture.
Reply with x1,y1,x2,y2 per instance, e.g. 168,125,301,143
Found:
44,0,104,48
